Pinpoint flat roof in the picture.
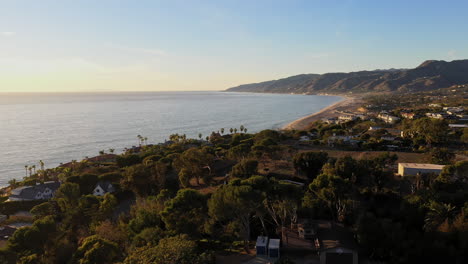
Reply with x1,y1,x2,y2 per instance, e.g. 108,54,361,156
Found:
399,163,445,170
449,124,468,128
268,239,280,249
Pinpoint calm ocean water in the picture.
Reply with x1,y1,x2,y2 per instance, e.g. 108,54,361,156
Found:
0,91,341,186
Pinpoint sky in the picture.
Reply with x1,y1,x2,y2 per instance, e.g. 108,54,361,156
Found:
1,0,467,92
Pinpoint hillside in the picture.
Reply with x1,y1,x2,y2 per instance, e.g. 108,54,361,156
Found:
226,59,468,94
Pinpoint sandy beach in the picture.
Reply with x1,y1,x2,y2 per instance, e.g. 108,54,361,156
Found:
282,95,363,131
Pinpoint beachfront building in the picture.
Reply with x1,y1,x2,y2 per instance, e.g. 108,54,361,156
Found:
398,163,445,177
9,181,61,201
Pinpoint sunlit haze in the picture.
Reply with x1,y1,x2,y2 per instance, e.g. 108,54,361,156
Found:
1,0,467,92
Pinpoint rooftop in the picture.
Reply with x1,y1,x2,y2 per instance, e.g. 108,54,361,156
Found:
399,163,445,170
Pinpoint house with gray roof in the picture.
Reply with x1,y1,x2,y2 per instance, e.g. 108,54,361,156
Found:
93,181,115,196
8,181,61,201
314,221,358,264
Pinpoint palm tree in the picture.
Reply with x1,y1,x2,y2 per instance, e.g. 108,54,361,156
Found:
244,128,248,133
137,135,142,146
32,165,36,175
99,150,105,155
144,137,148,146
109,148,115,153
230,128,234,134
234,128,238,134
240,125,245,133
8,179,17,188
198,133,203,140
424,201,458,231
39,160,45,171
220,128,225,135
24,165,28,177
28,166,33,176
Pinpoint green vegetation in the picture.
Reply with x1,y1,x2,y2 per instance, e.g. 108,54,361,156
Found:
0,90,467,263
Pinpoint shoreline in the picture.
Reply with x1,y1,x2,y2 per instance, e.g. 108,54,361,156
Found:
282,95,361,131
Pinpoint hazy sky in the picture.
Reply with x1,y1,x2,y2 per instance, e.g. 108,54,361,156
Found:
1,0,467,92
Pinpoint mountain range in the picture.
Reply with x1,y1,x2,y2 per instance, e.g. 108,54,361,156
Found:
226,59,468,94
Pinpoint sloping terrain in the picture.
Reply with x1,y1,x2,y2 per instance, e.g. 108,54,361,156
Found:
226,60,468,94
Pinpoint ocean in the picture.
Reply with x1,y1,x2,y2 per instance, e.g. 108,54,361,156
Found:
0,91,341,186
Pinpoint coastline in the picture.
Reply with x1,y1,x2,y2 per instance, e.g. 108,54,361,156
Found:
282,95,361,131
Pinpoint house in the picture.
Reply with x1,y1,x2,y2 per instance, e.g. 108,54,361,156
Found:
338,115,356,122
327,135,359,147
368,126,382,131
268,238,280,258
381,136,396,141
449,124,468,129
322,117,338,124
8,181,61,201
398,163,445,177
401,112,416,119
377,113,400,124
426,112,449,120
443,106,464,113
256,236,269,256
428,103,441,108
315,222,358,264
385,145,399,151
93,181,115,196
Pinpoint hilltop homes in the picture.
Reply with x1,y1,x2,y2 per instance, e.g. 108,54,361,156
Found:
377,113,400,124
9,181,61,201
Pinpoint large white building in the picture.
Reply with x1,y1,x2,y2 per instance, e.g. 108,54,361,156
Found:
398,163,445,176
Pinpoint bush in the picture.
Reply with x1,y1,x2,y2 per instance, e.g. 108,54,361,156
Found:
0,200,45,216
98,172,122,183
116,154,142,167
231,160,258,178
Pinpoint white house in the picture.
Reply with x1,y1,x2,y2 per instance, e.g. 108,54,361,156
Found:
338,115,357,122
398,163,445,177
93,181,115,196
378,113,400,124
